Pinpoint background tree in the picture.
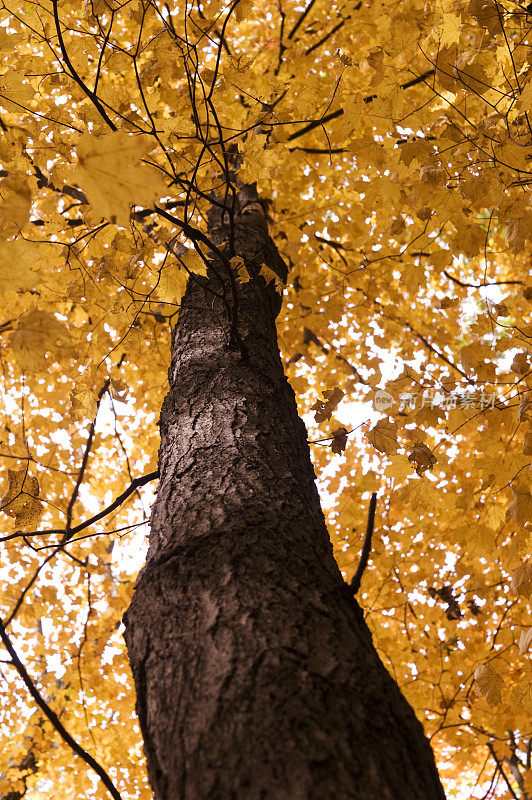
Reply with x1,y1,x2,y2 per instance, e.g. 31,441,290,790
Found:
0,0,531,798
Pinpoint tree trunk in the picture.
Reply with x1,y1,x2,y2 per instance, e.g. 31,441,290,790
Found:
123,192,446,800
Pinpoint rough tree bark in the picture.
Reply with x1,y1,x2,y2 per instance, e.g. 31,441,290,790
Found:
123,189,446,800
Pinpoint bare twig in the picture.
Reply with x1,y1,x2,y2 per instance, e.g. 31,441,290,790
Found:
350,492,377,594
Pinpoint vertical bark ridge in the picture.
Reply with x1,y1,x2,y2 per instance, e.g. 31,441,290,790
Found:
124,199,446,800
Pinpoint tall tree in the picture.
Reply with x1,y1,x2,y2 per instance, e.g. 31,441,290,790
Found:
1,0,531,798
123,187,446,798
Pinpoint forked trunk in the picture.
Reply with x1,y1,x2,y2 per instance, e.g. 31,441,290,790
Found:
124,193,446,800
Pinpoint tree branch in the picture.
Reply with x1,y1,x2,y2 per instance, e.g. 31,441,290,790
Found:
287,0,318,40
0,618,122,800
1,471,159,545
288,69,436,142
64,381,109,542
487,743,519,800
51,0,117,130
305,18,346,56
443,270,523,289
68,470,159,539
350,492,377,594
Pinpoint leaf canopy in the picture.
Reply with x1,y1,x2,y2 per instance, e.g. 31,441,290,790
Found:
0,0,531,797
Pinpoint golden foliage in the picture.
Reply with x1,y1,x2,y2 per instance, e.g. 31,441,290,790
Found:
0,0,531,797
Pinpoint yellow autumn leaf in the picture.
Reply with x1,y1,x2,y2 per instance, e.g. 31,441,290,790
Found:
511,561,532,598
1,469,42,529
466,523,496,557
0,241,47,294
232,255,251,283
0,175,31,235
179,248,208,276
312,388,344,423
439,13,462,48
109,378,128,403
408,442,437,475
474,663,504,707
482,501,506,531
9,310,73,372
259,264,284,294
459,342,491,372
401,263,425,295
519,80,532,113
404,478,439,512
385,455,414,485
507,486,532,528
239,135,283,185
156,262,188,304
518,628,532,655
514,681,532,714
367,419,399,455
73,131,167,226
70,381,98,421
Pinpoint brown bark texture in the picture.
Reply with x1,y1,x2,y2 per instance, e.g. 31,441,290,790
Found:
123,192,446,800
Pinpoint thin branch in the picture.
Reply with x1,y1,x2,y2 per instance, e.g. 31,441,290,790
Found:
487,742,519,800
287,70,436,141
0,618,122,800
287,0,318,40
289,146,347,154
443,270,523,288
350,492,377,594
3,551,56,628
308,419,367,446
287,109,343,141
64,381,109,542
305,18,346,56
409,326,474,383
69,470,159,538
502,756,528,799
1,472,159,545
402,69,436,89
51,0,116,130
